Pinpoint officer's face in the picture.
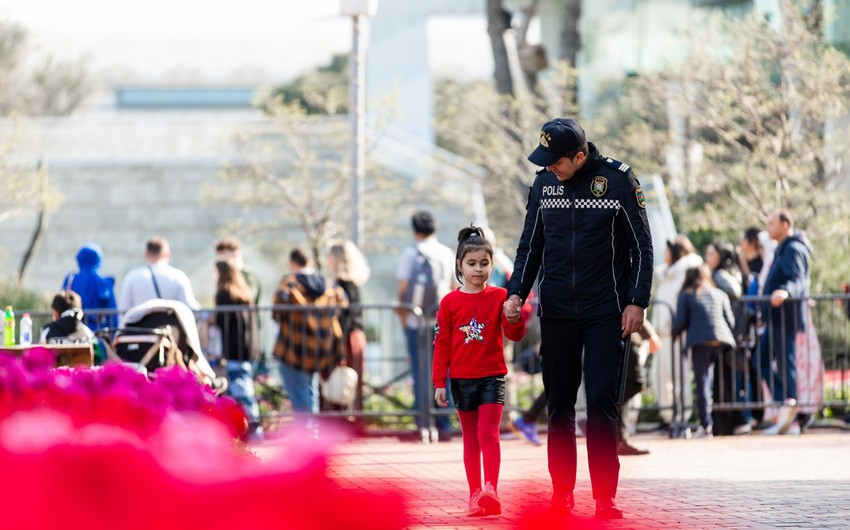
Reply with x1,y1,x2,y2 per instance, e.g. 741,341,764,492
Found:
546,152,586,181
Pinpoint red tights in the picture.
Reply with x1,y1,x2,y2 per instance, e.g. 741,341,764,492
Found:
456,404,503,495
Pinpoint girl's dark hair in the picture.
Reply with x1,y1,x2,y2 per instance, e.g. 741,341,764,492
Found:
454,224,493,284
710,241,749,290
681,264,714,293
710,242,740,273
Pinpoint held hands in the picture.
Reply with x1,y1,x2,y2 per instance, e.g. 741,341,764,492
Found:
621,305,645,338
435,388,448,407
503,294,522,324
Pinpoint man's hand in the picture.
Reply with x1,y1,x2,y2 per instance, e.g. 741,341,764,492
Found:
435,388,448,407
503,294,522,324
621,305,645,338
770,289,789,307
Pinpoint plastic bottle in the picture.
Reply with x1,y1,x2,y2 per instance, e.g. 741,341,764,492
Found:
3,306,15,346
19,312,32,346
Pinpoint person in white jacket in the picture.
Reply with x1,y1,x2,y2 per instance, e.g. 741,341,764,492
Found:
650,235,702,427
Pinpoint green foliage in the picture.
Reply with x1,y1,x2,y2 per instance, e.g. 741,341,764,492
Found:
0,18,91,116
600,1,850,289
207,89,405,264
210,97,350,266
267,54,349,115
0,279,50,310
1,19,80,284
433,62,580,251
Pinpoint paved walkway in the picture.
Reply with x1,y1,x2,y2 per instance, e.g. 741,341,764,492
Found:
259,427,850,529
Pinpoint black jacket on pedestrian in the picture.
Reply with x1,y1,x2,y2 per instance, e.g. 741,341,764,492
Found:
40,309,95,344
507,143,653,319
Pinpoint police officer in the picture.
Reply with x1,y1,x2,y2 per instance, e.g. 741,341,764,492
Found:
503,118,653,520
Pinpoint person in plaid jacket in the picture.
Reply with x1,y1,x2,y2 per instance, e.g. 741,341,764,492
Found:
273,247,348,422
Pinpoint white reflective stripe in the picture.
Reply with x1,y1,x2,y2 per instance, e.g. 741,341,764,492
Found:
621,205,643,289
519,206,543,295
610,214,622,314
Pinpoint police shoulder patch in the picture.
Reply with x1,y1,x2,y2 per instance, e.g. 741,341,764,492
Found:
635,185,646,209
603,157,631,173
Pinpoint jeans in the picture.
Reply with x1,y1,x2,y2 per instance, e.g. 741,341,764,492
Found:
227,361,262,438
758,311,798,403
226,361,260,423
279,361,319,414
405,326,451,432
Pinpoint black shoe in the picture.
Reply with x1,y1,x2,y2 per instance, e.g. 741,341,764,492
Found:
437,430,453,442
595,498,623,519
617,441,649,456
548,491,575,514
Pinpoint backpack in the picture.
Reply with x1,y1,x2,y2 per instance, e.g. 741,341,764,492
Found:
402,249,439,317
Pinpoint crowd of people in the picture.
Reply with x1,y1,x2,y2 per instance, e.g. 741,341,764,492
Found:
652,208,814,438
40,234,372,443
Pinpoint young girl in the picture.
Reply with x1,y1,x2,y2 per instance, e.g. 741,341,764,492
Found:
671,264,736,438
433,225,526,516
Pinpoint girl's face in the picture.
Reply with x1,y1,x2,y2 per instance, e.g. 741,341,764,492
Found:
705,245,720,270
458,248,492,291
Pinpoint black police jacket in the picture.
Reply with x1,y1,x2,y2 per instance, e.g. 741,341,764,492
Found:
507,143,653,319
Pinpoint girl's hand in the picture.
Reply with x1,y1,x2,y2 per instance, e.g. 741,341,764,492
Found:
435,388,448,407
503,295,522,324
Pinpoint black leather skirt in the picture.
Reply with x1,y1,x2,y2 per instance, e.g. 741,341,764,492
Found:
450,376,506,411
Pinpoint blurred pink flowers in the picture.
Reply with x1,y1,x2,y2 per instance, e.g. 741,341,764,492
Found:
0,348,406,530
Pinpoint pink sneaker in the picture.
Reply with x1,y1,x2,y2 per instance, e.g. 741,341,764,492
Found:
467,489,484,516
477,482,501,515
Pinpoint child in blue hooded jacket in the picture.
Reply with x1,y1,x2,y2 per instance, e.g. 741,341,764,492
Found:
61,243,118,333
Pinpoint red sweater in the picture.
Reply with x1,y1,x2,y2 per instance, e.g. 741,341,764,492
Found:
432,285,527,388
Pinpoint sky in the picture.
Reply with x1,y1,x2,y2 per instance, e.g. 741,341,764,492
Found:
0,0,493,87
0,0,354,84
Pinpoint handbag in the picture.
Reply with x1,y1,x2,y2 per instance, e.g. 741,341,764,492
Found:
320,365,359,407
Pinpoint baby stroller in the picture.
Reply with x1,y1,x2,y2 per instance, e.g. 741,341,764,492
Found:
108,299,223,392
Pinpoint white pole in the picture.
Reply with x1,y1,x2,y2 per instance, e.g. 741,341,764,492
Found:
349,14,367,247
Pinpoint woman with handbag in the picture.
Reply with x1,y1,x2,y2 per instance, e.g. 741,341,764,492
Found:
326,240,371,412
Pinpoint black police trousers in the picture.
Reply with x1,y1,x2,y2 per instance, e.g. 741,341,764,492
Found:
540,314,623,500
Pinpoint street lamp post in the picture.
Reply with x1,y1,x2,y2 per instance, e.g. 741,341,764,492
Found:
340,0,378,248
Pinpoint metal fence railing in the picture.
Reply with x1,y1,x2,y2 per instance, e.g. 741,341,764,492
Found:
648,294,850,438
14,294,850,439
11,302,544,440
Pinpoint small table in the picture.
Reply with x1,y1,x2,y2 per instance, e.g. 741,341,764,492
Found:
0,343,94,368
